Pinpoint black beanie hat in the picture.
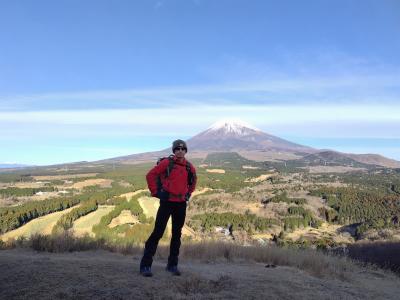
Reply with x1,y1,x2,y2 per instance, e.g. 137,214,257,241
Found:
172,139,188,152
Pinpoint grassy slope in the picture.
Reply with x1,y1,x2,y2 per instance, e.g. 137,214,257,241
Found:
0,205,80,241
72,205,115,237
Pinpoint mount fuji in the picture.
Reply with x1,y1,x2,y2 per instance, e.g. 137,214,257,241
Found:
103,119,400,168
187,120,314,153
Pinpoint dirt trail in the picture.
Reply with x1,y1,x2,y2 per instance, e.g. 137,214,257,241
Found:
1,249,400,299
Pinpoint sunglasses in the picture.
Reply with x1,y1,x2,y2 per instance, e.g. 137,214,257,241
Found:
174,147,187,152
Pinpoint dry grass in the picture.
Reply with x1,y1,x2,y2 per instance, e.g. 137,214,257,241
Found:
2,245,399,300
172,274,235,296
179,241,353,279
137,196,160,218
1,232,360,280
72,205,115,237
71,179,113,189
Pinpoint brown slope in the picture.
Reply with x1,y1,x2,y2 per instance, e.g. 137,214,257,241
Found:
345,153,400,168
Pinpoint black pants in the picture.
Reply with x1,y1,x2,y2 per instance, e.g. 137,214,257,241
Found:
140,201,186,268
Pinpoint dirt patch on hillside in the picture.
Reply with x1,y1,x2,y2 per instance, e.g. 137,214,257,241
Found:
206,169,225,174
32,173,98,181
108,210,139,228
242,165,260,169
244,174,272,183
118,189,148,201
71,179,113,190
1,249,400,299
2,182,49,189
305,166,367,173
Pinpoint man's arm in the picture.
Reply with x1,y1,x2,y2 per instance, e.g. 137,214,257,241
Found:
146,159,169,197
188,164,197,195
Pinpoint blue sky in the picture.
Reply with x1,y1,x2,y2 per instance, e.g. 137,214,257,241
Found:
1,0,399,165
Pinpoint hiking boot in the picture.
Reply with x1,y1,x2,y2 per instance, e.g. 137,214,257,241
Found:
140,266,153,277
166,265,181,276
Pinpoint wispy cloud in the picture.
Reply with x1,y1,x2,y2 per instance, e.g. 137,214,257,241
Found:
1,72,399,111
0,104,398,124
0,104,399,140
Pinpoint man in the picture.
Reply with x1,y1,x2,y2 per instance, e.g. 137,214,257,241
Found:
140,139,197,277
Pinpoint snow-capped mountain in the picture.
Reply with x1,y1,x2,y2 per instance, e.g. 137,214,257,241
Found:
101,120,399,168
187,120,315,153
206,119,261,136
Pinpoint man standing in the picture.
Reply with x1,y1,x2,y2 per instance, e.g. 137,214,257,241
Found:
140,139,197,277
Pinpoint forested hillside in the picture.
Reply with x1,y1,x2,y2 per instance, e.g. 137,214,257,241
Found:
1,152,400,256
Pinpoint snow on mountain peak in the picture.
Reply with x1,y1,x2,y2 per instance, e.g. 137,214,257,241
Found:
207,119,260,135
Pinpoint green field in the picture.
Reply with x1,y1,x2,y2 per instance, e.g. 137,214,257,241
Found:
72,205,115,237
1,205,80,241
138,196,159,218
138,196,172,229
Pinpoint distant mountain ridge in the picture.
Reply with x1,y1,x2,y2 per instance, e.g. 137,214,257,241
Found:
345,153,400,169
101,120,400,168
7,120,397,169
0,163,31,169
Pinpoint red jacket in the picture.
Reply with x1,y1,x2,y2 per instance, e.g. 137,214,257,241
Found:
146,155,197,202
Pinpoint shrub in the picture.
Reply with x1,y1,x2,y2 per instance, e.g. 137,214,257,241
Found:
30,232,105,252
347,241,400,274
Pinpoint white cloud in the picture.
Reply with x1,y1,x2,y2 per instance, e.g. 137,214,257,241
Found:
1,72,399,111
0,104,399,140
0,104,398,124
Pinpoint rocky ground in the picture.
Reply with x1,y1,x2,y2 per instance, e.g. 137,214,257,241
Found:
1,248,400,299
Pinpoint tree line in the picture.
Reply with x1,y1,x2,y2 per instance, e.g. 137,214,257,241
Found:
262,191,307,205
52,199,99,234
310,187,400,237
92,192,155,244
283,206,322,231
188,212,278,233
0,186,56,197
0,196,83,234
0,182,138,234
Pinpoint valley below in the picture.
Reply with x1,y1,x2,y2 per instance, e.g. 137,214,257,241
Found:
1,145,400,298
